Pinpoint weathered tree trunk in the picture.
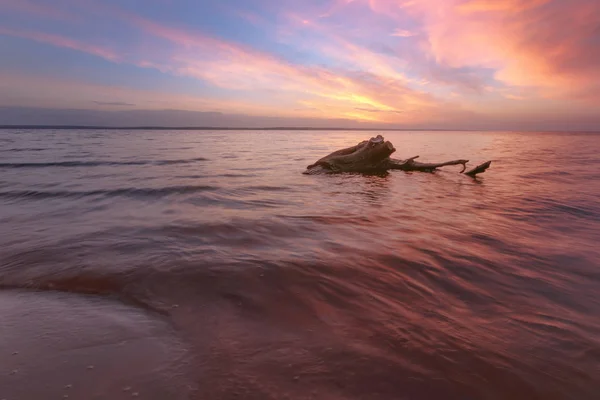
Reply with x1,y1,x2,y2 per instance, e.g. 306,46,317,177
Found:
304,135,492,177
305,135,396,173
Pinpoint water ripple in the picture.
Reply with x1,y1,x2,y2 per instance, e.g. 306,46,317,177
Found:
0,157,208,168
0,129,599,400
0,185,219,201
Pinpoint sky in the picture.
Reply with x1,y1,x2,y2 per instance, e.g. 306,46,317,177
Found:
0,0,599,130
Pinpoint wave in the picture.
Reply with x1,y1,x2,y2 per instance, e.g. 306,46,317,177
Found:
281,214,375,225
236,185,294,193
2,148,47,152
521,197,600,221
0,185,219,201
155,158,208,165
0,157,208,168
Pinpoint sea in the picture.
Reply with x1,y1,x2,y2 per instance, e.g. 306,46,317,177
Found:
0,129,599,400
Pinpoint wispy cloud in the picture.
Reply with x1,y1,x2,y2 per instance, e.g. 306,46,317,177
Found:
92,101,135,106
391,29,416,37
355,107,403,114
456,0,550,13
0,27,119,61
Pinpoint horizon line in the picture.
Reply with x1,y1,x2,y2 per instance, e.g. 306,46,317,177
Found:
1,125,600,133
0,125,465,131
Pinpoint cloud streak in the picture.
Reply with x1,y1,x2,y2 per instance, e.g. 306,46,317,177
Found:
92,101,135,106
391,29,416,37
0,27,119,61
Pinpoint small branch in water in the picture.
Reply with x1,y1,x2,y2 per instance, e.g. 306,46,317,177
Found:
388,157,469,173
463,160,492,177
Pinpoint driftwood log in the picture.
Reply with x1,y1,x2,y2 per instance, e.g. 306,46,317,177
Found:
304,135,491,177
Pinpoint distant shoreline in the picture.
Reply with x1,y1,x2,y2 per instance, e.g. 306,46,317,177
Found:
0,125,463,131
1,126,599,133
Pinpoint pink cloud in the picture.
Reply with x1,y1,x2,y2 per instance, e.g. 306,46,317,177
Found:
0,27,119,62
391,29,416,37
279,8,497,96
368,0,600,102
278,13,413,84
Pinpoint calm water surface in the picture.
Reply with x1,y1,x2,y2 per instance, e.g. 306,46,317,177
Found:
0,129,599,399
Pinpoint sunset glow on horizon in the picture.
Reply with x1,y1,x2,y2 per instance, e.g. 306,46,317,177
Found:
1,0,599,130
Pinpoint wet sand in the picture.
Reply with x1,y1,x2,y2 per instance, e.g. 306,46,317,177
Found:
0,290,194,400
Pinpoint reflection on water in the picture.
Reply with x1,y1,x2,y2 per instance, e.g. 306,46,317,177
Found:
326,174,392,206
0,129,599,400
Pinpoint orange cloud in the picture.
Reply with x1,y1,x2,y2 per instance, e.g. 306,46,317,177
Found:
343,111,382,122
457,0,550,13
369,0,600,102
